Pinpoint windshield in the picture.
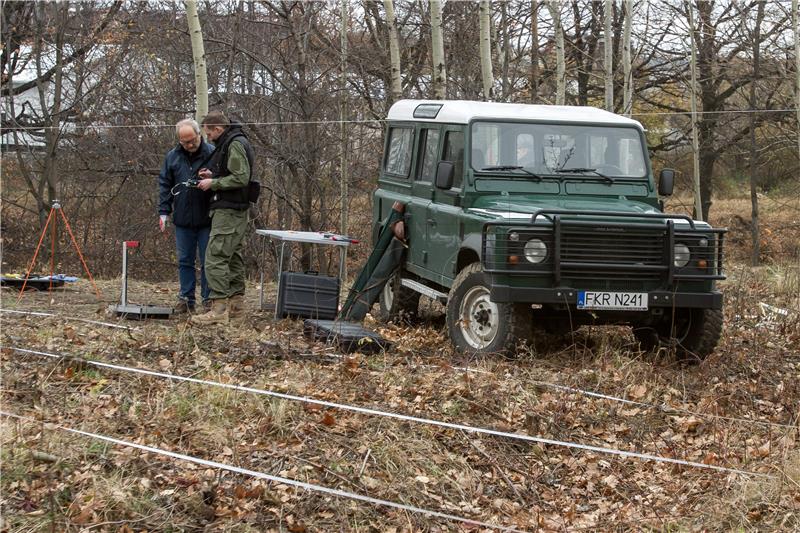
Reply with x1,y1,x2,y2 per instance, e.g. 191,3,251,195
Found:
471,121,647,178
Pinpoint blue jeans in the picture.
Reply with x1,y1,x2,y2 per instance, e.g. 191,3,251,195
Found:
175,225,211,305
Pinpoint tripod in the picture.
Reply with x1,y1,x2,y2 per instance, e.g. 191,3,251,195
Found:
17,201,102,302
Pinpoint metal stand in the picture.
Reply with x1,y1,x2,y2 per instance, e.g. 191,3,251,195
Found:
255,230,354,318
109,241,172,320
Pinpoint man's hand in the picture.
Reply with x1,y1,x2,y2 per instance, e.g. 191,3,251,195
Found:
159,215,168,233
198,168,212,179
197,178,213,191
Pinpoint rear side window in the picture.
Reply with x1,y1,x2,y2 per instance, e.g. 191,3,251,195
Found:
384,127,413,177
417,128,440,181
443,131,464,188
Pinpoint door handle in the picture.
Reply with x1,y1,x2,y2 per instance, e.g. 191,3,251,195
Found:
426,218,437,227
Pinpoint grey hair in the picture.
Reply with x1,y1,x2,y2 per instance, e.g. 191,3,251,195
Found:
175,118,201,136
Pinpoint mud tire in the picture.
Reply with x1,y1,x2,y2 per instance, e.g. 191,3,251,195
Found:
446,263,532,355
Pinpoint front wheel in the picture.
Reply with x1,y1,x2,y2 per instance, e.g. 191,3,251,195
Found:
633,308,723,362
446,263,531,355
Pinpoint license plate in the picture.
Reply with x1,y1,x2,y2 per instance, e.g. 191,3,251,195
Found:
577,291,648,311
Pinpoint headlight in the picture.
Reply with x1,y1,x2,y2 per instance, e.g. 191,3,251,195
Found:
524,239,547,264
674,243,690,267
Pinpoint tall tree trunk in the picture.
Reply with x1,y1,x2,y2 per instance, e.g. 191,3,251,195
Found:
622,0,633,116
604,0,613,111
688,1,703,221
35,2,66,229
479,0,493,100
547,0,565,105
430,0,447,99
185,0,208,122
500,1,510,99
530,1,540,103
749,1,765,266
383,0,402,102
340,0,349,276
794,0,800,164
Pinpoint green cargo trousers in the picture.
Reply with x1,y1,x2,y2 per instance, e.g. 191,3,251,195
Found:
205,208,248,300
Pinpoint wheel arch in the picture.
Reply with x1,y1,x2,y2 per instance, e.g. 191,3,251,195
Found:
456,246,481,275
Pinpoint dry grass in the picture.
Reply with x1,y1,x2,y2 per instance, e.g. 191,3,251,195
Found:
2,197,799,532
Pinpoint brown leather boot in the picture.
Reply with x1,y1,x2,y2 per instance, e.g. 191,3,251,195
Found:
228,294,245,320
190,298,229,325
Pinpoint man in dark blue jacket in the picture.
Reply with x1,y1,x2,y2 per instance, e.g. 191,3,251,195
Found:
158,119,215,313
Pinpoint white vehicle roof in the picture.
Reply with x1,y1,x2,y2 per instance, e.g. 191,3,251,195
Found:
387,99,643,129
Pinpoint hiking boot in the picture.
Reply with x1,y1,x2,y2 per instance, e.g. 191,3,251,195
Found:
190,299,228,325
228,294,245,320
202,299,212,311
174,299,196,314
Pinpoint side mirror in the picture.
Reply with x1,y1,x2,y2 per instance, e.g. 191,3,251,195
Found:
435,161,455,190
658,168,674,196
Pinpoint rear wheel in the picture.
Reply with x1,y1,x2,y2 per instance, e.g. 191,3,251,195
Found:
446,263,531,355
378,270,420,322
633,308,723,362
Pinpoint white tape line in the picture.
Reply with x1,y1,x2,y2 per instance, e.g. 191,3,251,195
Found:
11,347,771,478
1,309,136,331
0,411,526,532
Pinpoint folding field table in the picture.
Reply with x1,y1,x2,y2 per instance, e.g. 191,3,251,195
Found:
255,230,355,318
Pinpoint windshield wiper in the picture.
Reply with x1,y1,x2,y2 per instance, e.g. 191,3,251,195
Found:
553,167,613,184
480,165,544,182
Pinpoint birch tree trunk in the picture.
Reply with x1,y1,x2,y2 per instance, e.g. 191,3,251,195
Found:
688,2,703,221
749,1,765,266
500,1,510,98
604,0,613,111
622,0,633,116
530,1,539,103
383,0,402,102
794,0,800,163
185,0,208,122
547,0,565,105
479,0,493,100
430,0,447,99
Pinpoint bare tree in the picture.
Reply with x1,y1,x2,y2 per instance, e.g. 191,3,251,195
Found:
430,0,447,99
795,0,800,162
749,1,765,266
546,0,565,105
621,0,632,115
529,1,540,103
383,0,402,102
687,1,703,221
479,0,493,100
604,0,613,110
185,0,208,122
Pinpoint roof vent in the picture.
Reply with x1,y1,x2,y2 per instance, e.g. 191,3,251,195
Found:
413,103,443,119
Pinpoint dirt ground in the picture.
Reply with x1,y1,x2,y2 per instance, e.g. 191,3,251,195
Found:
2,197,799,532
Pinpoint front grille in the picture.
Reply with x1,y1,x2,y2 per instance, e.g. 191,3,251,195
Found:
560,225,665,281
482,212,726,286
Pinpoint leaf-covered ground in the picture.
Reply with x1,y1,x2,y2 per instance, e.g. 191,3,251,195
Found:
2,199,799,532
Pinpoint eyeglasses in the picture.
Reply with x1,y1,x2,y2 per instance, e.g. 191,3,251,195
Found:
179,136,199,146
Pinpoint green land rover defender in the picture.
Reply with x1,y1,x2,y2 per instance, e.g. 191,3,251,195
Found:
373,100,726,359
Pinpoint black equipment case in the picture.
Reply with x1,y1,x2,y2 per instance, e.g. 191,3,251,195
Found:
276,272,340,320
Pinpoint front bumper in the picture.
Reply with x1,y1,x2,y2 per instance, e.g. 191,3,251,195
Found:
489,286,723,310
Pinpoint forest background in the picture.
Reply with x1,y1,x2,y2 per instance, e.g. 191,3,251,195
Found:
2,0,799,280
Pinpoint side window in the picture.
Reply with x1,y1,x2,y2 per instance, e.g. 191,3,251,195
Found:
384,127,413,177
442,131,464,188
417,128,440,181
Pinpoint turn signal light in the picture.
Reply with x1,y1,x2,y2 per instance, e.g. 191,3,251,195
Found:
697,259,708,269
508,255,520,265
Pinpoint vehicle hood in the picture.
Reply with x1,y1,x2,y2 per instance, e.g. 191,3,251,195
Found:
467,196,705,227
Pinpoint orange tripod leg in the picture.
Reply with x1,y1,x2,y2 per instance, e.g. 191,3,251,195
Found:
59,208,102,299
17,207,55,301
